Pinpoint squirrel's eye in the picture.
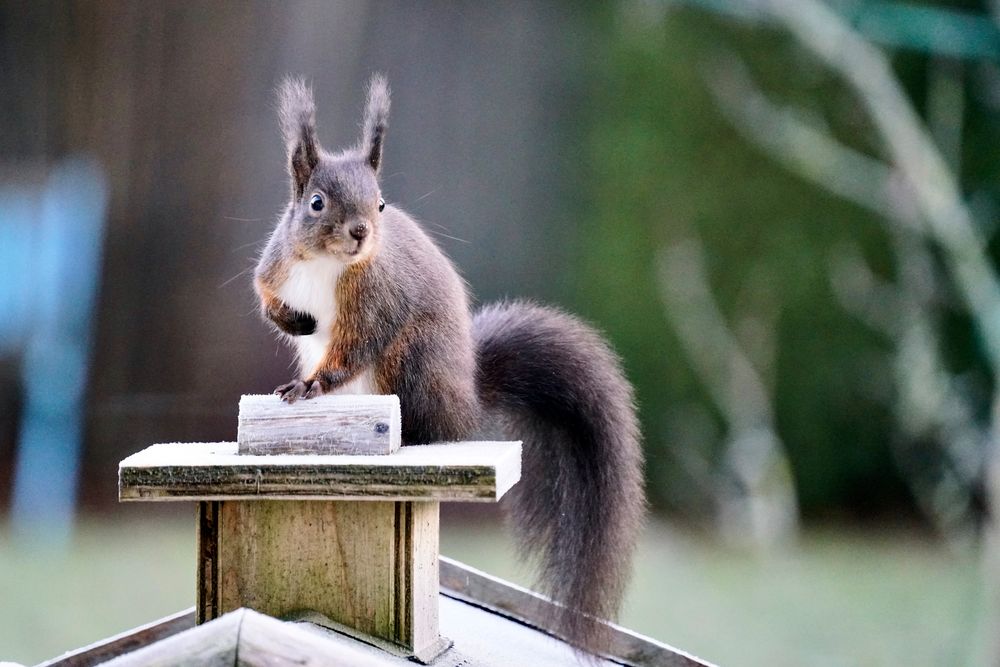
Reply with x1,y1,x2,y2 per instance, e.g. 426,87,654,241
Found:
378,197,385,212
309,194,324,212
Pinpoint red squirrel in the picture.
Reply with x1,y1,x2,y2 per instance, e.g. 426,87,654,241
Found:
253,75,645,651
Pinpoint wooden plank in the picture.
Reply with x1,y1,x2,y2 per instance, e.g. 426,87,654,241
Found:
202,500,443,657
439,557,717,667
94,608,400,667
96,607,242,667
44,607,411,667
437,596,613,667
237,394,401,455
406,502,442,660
119,441,521,502
237,609,400,666
215,501,395,637
37,607,196,666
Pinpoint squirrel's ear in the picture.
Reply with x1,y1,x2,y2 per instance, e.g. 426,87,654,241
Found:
277,77,320,198
361,74,390,174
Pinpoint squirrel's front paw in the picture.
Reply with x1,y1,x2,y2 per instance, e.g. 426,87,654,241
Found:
266,302,317,336
278,310,317,336
275,377,328,403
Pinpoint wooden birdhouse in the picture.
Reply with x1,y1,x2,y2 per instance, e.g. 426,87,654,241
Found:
35,394,711,666
117,394,520,662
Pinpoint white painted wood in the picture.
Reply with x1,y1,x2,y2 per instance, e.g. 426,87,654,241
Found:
237,394,400,455
119,440,522,502
98,608,242,667
96,608,400,667
440,558,717,666
238,609,398,666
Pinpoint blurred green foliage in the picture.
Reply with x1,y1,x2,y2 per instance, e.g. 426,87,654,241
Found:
570,2,1000,522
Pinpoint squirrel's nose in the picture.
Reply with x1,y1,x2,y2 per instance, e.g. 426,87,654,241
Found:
349,220,368,241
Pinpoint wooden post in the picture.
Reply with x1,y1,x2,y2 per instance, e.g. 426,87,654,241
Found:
119,396,520,662
196,500,441,654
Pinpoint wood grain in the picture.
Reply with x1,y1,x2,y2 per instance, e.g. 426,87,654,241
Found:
237,394,401,455
119,441,521,502
198,500,443,657
97,608,242,667
90,608,402,667
237,609,400,666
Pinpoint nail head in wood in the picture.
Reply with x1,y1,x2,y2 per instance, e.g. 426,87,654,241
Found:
237,394,401,455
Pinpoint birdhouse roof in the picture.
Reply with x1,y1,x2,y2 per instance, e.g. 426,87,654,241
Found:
37,557,714,667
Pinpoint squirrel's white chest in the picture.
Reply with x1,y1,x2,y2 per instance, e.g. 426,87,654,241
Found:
277,256,345,325
276,256,373,394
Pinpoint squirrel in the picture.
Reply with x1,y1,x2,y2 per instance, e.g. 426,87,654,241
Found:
253,75,645,653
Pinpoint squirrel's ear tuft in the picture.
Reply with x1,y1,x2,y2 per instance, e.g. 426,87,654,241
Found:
277,76,320,198
361,73,390,174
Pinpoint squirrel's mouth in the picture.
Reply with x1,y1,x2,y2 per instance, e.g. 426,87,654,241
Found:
321,237,365,258
344,239,364,256
330,239,367,260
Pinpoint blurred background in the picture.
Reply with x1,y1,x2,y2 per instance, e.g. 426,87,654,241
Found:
1,0,998,665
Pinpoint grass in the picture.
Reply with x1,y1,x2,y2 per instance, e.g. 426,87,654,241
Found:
0,513,985,666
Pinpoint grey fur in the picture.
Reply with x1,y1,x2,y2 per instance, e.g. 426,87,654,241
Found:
277,76,320,198
254,76,645,654
361,73,390,173
473,302,645,650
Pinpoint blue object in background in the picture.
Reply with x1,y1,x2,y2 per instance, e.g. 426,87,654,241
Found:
3,158,108,542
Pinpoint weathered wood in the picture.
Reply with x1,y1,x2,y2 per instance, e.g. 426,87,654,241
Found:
119,441,521,502
97,607,242,667
197,501,220,624
198,499,445,659
439,557,716,667
285,610,452,663
237,609,399,666
115,414,524,663
408,501,442,660
89,608,400,667
237,394,401,455
37,607,196,667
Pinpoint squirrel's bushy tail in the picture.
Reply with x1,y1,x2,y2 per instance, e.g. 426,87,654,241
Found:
472,300,645,652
